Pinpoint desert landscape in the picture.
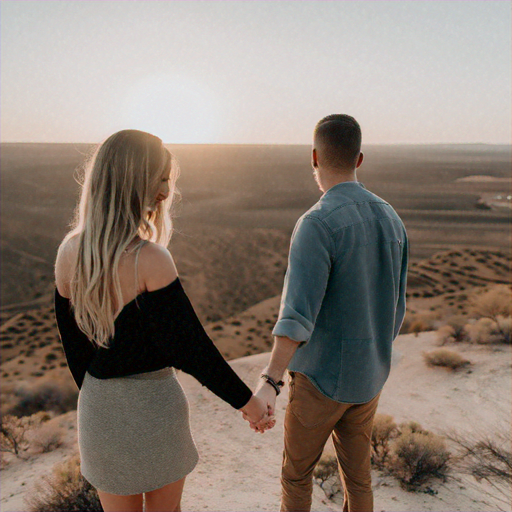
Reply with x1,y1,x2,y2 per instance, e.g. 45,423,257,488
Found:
1,143,511,511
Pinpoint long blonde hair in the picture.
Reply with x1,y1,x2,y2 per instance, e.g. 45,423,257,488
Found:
63,130,179,348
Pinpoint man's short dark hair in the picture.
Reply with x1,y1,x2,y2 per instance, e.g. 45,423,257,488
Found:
314,114,362,170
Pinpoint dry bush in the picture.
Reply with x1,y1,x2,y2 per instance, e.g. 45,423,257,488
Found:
30,422,65,453
400,313,437,336
423,348,471,370
399,421,427,435
436,316,468,345
8,378,78,418
448,429,511,501
371,413,398,468
25,452,103,512
1,415,30,456
1,450,10,469
388,430,450,488
436,325,458,345
470,285,511,321
466,316,511,344
0,412,48,457
313,453,339,482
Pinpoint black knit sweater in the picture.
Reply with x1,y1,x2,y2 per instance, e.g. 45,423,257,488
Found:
54,278,253,410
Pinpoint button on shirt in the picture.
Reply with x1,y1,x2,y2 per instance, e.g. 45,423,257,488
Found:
272,181,408,403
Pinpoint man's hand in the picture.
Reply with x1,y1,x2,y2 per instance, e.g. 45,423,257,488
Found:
241,335,300,433
240,395,275,433
254,378,277,421
242,378,279,433
242,404,276,433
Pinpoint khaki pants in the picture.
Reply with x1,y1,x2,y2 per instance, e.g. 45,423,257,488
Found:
281,372,380,512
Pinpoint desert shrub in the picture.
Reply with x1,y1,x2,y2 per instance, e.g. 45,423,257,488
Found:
314,454,339,482
466,316,511,344
371,413,398,468
399,421,427,435
388,430,450,488
436,326,457,345
470,285,511,321
30,422,65,453
436,316,469,345
25,452,103,512
9,379,78,418
423,348,471,370
0,412,48,457
1,415,31,456
400,313,437,335
448,429,511,501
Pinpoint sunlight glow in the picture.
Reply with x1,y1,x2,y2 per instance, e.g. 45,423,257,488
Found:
121,74,221,143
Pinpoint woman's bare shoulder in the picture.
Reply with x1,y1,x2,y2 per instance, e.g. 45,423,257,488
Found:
139,242,179,292
55,234,80,297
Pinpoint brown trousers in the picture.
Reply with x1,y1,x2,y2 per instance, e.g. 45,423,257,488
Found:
281,372,380,512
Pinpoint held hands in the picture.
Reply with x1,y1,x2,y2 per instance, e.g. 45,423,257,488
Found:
240,393,276,434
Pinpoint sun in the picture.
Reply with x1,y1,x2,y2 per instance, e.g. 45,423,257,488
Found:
122,74,221,143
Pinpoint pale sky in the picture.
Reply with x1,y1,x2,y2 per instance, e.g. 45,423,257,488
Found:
1,0,510,144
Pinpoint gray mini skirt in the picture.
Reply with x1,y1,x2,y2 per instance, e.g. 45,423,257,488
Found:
77,367,199,495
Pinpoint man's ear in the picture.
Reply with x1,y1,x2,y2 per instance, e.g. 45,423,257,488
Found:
356,152,364,169
312,148,318,168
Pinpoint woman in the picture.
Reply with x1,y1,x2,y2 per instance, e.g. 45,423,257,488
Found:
54,130,273,512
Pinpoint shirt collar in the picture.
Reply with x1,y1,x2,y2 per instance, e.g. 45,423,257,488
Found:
324,181,366,196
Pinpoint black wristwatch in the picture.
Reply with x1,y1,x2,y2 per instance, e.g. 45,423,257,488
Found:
261,373,284,396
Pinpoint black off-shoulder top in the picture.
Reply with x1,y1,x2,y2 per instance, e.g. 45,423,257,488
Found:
53,278,253,410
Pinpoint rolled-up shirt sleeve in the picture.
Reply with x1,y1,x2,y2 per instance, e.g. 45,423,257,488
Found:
272,214,333,343
393,231,409,340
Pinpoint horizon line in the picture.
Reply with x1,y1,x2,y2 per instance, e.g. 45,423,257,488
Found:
1,141,510,147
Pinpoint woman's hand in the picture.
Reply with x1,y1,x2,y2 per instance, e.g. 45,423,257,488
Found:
240,395,276,433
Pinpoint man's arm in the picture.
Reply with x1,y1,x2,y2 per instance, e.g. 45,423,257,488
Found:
251,215,333,424
253,335,300,417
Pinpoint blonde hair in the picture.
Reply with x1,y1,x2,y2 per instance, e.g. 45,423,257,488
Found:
63,130,179,348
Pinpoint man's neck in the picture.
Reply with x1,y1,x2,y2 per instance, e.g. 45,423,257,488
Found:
320,170,357,193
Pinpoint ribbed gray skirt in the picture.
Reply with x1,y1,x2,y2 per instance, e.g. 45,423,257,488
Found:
77,367,199,495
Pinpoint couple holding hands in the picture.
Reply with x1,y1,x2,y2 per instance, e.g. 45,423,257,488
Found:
54,114,407,512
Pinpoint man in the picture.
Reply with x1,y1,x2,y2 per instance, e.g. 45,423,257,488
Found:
252,114,408,512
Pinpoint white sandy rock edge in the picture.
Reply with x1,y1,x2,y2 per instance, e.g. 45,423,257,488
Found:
1,331,511,512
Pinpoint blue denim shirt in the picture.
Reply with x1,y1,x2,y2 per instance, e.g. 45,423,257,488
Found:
272,181,408,403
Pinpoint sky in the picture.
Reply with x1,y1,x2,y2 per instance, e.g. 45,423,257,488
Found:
1,0,511,144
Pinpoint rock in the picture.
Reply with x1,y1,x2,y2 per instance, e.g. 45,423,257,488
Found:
320,475,342,499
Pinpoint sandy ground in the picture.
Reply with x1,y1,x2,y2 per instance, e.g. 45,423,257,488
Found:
1,331,510,512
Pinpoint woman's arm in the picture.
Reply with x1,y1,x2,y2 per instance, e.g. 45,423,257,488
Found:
143,246,263,417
